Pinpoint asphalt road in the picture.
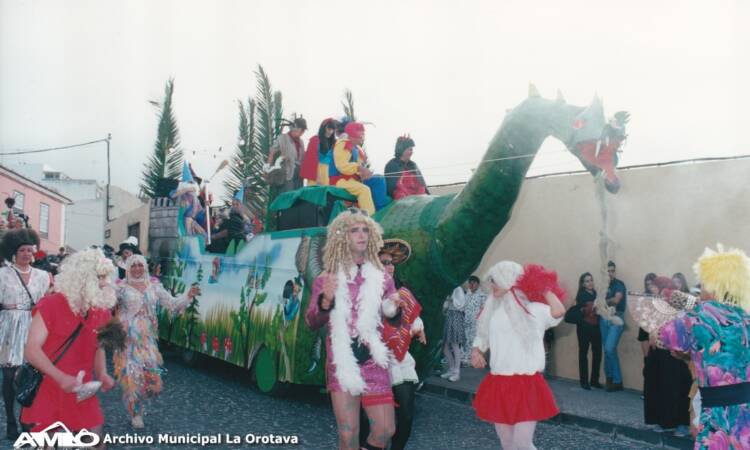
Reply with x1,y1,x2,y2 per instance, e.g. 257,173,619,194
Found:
1,349,661,449
82,350,661,450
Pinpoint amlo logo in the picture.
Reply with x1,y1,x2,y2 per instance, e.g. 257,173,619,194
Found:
14,421,100,448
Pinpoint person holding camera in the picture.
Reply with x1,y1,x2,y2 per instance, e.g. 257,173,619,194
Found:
304,209,399,450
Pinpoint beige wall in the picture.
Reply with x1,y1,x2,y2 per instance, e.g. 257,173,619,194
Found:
435,158,750,390
105,203,150,254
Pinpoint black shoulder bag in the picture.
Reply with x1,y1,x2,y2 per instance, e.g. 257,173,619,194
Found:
12,269,86,407
564,303,583,325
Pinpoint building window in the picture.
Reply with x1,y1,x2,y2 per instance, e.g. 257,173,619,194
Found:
104,229,111,239
39,203,49,238
127,222,140,243
13,191,24,211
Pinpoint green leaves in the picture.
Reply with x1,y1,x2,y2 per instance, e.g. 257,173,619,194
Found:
342,89,356,121
140,78,184,198
224,65,284,224
255,65,278,162
224,97,268,218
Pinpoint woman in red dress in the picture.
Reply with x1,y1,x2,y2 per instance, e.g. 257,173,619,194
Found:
21,248,117,440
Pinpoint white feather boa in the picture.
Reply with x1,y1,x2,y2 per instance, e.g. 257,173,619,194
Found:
329,262,391,395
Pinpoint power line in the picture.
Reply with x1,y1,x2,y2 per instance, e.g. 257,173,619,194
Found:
0,138,109,156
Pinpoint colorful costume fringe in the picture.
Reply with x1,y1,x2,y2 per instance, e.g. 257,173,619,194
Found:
114,282,190,417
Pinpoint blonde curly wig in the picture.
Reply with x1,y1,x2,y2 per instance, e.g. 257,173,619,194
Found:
323,209,384,274
55,248,116,314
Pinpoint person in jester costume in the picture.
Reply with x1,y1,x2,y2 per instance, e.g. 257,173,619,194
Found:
305,208,400,450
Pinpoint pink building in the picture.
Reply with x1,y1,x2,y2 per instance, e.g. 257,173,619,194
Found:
1,164,71,253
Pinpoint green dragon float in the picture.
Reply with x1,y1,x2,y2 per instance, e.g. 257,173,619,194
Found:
154,86,628,393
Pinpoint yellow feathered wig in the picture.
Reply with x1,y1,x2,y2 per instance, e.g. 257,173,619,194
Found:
693,244,750,312
323,209,384,274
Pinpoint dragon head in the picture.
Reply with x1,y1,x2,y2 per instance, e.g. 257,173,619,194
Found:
538,87,629,194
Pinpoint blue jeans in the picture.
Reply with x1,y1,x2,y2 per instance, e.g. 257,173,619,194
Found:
599,315,624,384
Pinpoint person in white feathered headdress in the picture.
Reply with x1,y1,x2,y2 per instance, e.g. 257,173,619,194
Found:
304,208,400,450
471,261,567,450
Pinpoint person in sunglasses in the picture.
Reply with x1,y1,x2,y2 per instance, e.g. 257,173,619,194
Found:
305,208,400,450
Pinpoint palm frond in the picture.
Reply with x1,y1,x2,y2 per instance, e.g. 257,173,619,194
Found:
223,98,268,219
273,91,284,138
254,65,275,159
140,78,183,198
342,89,356,121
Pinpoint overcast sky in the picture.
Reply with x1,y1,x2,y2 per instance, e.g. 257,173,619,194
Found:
1,0,747,197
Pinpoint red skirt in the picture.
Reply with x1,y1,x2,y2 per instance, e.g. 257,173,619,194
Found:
473,373,559,425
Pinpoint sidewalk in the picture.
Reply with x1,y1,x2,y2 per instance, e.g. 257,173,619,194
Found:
421,367,692,449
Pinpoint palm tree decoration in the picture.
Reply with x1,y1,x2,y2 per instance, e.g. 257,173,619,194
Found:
224,98,268,220
255,65,281,165
183,264,203,349
140,78,184,198
273,91,284,139
253,65,284,228
342,89,356,121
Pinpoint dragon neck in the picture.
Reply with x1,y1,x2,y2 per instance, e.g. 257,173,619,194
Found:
433,97,577,284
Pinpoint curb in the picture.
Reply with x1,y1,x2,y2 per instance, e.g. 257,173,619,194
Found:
420,382,693,449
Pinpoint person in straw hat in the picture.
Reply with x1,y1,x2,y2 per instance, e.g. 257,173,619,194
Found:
359,238,427,450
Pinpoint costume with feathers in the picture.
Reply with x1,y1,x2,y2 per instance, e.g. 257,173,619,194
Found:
305,263,398,399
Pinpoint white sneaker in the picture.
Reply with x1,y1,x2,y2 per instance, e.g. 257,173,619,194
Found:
131,415,144,429
448,373,460,382
440,370,454,379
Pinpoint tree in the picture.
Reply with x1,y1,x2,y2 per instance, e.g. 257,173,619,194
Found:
140,78,184,198
342,88,356,121
183,264,203,349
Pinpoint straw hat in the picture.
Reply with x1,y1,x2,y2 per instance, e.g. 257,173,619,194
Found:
379,239,412,265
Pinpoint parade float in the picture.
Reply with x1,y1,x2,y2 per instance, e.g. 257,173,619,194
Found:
151,87,628,393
